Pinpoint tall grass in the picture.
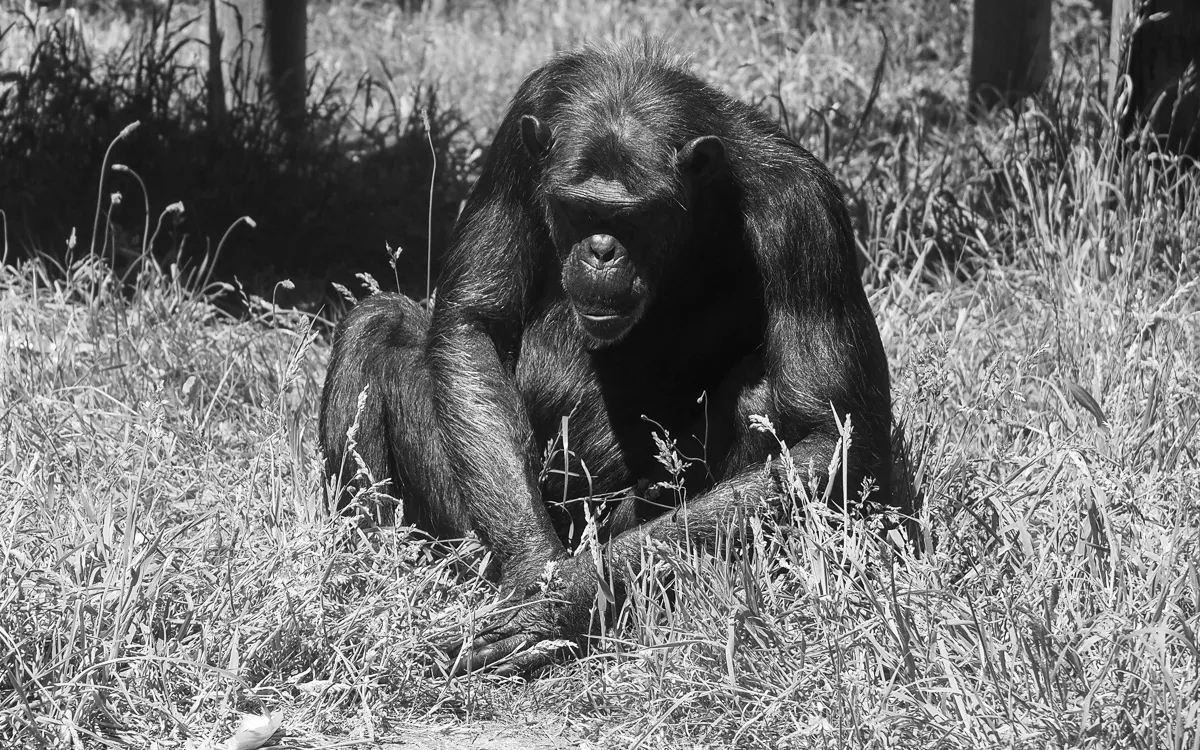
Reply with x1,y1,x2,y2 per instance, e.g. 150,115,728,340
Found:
1,0,1198,748
0,1,471,303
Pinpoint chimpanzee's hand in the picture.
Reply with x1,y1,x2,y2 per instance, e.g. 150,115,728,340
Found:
441,554,600,677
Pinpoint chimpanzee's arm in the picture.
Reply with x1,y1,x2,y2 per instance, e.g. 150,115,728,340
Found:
425,318,566,583
728,127,893,497
422,87,575,587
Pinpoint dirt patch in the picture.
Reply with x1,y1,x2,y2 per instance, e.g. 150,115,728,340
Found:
376,721,582,749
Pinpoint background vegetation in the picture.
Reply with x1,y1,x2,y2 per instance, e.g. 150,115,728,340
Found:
1,0,1198,747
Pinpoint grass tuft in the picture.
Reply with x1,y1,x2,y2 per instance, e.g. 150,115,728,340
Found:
2,0,1199,747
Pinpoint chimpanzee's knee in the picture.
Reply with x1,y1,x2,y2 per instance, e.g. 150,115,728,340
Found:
319,294,431,521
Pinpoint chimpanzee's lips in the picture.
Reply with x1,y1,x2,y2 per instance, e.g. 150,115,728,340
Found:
580,312,621,323
576,309,634,343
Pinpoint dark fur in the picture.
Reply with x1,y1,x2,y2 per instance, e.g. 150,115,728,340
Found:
320,40,892,672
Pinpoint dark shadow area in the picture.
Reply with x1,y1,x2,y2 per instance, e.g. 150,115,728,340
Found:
0,6,473,309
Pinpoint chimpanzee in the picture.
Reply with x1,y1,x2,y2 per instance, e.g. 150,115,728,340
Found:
320,40,893,675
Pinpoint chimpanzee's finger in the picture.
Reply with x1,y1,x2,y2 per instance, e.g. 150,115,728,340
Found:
492,639,580,677
450,633,534,676
434,634,464,658
434,598,526,657
429,617,515,676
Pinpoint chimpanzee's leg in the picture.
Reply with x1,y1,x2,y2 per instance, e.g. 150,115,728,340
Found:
319,293,467,534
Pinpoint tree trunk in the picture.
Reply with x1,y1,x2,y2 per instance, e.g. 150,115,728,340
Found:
262,0,307,137
969,0,1052,110
207,0,307,138
1110,0,1200,157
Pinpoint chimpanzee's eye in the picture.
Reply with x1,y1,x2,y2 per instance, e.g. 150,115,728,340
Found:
559,202,597,228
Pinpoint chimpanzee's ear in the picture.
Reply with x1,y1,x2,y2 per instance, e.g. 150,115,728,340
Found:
521,115,553,158
677,135,726,185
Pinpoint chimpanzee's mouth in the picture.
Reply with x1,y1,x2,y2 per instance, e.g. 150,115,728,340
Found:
580,312,621,323
576,309,636,344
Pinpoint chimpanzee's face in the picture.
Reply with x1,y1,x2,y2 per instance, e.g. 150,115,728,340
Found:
520,114,725,348
550,189,675,345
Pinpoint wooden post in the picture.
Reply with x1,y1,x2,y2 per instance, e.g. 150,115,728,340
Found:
214,1,260,110
206,0,226,132
969,0,1052,110
207,0,307,138
263,0,307,137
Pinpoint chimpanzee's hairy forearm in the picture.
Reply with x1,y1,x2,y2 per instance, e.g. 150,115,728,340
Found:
607,431,842,574
427,325,566,575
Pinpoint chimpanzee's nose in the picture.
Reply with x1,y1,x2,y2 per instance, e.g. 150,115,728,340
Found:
586,234,619,264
